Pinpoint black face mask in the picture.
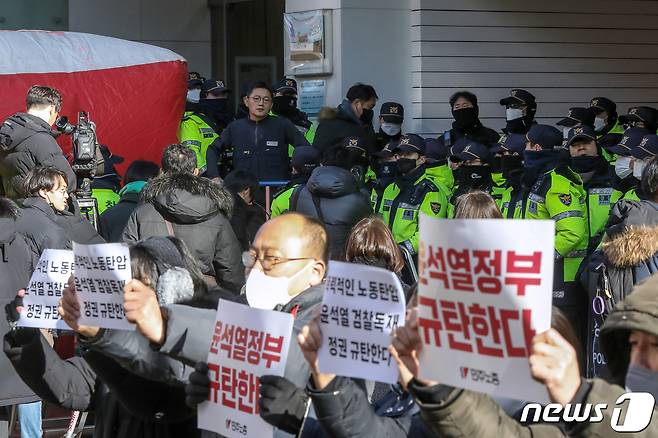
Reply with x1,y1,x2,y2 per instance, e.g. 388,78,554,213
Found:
373,161,397,178
501,155,524,188
454,165,492,189
506,117,531,134
452,107,479,130
272,95,298,116
360,108,374,125
571,155,602,174
397,158,418,175
491,155,503,173
198,98,233,126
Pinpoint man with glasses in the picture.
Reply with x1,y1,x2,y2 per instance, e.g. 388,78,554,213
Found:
205,80,310,182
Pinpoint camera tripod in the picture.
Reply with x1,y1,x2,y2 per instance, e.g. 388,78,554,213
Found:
75,176,99,231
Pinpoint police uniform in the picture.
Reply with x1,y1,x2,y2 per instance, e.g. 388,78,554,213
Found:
523,125,588,302
449,138,494,207
179,79,231,173
589,97,624,164
491,133,526,219
424,138,455,195
566,126,622,251
499,88,537,135
608,127,650,198
369,144,398,214
271,78,316,154
377,134,449,255
376,102,404,151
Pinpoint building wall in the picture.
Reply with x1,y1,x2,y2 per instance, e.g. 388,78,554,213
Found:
68,0,212,76
413,0,658,136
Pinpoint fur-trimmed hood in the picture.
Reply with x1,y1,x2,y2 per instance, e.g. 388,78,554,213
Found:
141,173,234,224
602,199,658,268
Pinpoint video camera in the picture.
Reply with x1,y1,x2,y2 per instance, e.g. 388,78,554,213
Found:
55,111,102,229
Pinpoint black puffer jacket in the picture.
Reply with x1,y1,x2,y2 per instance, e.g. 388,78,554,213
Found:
312,101,377,152
122,173,244,292
291,166,371,259
4,329,198,438
15,197,71,253
0,211,38,405
99,191,141,242
0,112,76,198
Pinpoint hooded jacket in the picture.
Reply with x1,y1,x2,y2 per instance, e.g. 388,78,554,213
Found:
0,112,76,198
312,101,377,152
122,173,244,292
291,166,372,259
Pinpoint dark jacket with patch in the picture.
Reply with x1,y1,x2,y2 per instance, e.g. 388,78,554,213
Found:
312,101,377,153
122,173,244,292
291,166,372,259
0,113,76,198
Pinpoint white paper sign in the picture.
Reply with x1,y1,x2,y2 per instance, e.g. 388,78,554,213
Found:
198,299,294,438
317,261,406,384
18,249,74,330
417,216,554,403
73,242,134,331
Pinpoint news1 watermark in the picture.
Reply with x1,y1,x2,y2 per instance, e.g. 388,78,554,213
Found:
521,392,655,433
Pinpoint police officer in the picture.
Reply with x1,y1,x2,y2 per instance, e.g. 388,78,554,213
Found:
619,106,658,133
369,142,398,213
566,126,621,251
271,78,316,144
523,124,588,339
376,102,404,150
179,78,234,174
499,88,537,134
449,138,494,202
556,107,596,141
185,71,205,108
436,91,499,151
270,146,319,217
90,145,122,215
205,80,309,182
343,135,371,186
491,133,526,218
424,138,454,196
589,97,624,157
377,134,449,256
608,127,650,199
627,134,658,201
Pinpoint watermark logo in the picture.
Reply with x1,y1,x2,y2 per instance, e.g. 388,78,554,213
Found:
521,392,655,433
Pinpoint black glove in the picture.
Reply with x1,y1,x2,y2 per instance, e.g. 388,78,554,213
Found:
259,375,309,434
185,362,211,409
4,293,24,327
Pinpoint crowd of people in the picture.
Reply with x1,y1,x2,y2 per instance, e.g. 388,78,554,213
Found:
0,77,655,437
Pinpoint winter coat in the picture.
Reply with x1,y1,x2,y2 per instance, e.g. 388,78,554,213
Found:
578,199,658,377
0,214,38,405
54,196,106,245
122,173,245,292
434,121,501,150
99,185,143,242
0,112,76,198
4,328,199,438
15,197,71,254
228,194,267,251
158,284,324,388
302,376,432,438
312,101,377,153
290,166,372,259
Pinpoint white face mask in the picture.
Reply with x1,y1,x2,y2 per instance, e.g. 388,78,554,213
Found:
563,126,572,140
506,108,523,121
594,116,606,132
633,159,648,179
381,122,402,136
245,262,313,310
187,89,201,103
615,156,633,179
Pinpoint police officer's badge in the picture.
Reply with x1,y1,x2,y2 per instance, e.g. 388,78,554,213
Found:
558,194,572,206
430,202,441,214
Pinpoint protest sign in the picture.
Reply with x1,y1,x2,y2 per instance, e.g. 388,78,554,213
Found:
18,249,73,330
318,261,405,384
417,216,554,403
198,299,294,438
73,242,134,331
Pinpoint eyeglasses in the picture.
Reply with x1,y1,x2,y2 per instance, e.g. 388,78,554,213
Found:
241,251,313,270
249,96,272,104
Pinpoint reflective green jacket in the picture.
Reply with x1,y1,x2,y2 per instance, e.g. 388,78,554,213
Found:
91,188,120,215
178,111,220,172
525,167,588,284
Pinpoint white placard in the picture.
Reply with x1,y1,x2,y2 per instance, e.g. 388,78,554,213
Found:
73,242,134,331
198,299,294,438
417,216,554,403
318,261,406,384
18,249,73,330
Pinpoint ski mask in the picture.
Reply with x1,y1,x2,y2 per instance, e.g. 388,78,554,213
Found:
273,95,298,116
452,107,479,130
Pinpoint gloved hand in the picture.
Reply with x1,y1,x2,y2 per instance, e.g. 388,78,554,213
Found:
259,375,309,434
4,289,25,328
185,362,211,409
